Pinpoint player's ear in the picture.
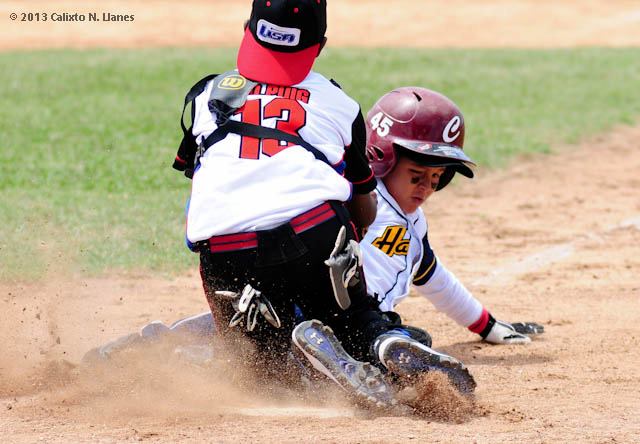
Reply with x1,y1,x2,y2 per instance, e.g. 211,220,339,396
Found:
317,37,328,56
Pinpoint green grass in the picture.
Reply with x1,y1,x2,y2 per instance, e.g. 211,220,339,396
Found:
1,47,639,279
318,48,640,165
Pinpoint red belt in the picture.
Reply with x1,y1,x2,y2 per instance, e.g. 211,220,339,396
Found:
208,202,335,253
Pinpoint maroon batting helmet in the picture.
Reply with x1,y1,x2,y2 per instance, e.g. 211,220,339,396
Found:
365,87,476,191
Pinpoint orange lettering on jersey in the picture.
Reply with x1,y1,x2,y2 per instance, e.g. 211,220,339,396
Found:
372,226,410,256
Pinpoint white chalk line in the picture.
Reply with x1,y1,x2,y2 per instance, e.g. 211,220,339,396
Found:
472,215,640,286
229,405,354,418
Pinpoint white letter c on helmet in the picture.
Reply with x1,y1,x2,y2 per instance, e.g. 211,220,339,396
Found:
443,116,462,143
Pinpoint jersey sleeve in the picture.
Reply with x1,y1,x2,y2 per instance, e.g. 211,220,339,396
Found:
412,234,438,285
414,260,484,328
343,110,376,194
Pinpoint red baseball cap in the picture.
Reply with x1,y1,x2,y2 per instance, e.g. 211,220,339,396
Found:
237,0,327,86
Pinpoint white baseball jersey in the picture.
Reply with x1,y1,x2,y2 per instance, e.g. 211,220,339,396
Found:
186,70,374,243
362,180,484,328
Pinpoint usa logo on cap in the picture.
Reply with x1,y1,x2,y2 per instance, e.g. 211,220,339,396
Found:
257,19,301,47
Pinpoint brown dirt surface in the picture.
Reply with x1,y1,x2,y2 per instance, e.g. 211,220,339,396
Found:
2,1,640,443
2,126,639,442
2,0,640,50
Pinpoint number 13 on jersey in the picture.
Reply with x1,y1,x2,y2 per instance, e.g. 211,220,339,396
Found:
235,98,308,159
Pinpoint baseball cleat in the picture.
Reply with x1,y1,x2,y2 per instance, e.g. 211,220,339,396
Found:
374,334,476,394
140,320,171,339
292,320,397,409
81,332,144,364
82,321,170,364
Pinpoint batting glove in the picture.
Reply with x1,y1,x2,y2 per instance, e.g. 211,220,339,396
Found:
325,226,362,310
483,318,532,344
215,285,281,332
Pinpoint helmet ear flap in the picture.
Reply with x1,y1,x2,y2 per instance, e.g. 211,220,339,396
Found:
435,167,455,191
366,143,396,177
366,145,385,163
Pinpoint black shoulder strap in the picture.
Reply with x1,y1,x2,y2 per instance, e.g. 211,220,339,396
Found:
173,74,219,176
201,121,331,166
180,73,219,135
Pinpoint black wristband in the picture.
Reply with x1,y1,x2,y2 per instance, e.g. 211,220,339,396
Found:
479,313,497,339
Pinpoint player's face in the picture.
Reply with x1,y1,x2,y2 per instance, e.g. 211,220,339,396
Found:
383,157,445,214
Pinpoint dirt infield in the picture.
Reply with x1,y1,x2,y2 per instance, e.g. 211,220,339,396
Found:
3,124,639,442
2,1,640,442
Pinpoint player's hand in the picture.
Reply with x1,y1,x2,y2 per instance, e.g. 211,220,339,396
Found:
325,226,362,309
215,285,281,332
511,322,544,335
484,319,532,344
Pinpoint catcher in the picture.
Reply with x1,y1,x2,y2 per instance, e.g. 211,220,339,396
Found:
168,0,407,408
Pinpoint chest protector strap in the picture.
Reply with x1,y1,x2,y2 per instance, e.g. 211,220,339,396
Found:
174,71,333,179
173,73,219,177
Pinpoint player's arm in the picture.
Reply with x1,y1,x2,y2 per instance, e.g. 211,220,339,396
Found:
347,193,377,231
412,235,541,344
344,110,377,229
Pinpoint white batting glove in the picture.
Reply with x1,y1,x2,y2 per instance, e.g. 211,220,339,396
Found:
484,319,532,344
215,285,281,332
325,226,362,310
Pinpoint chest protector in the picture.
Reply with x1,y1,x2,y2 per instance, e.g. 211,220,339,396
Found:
173,71,332,179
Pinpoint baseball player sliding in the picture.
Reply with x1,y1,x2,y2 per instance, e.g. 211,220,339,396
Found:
361,87,544,348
